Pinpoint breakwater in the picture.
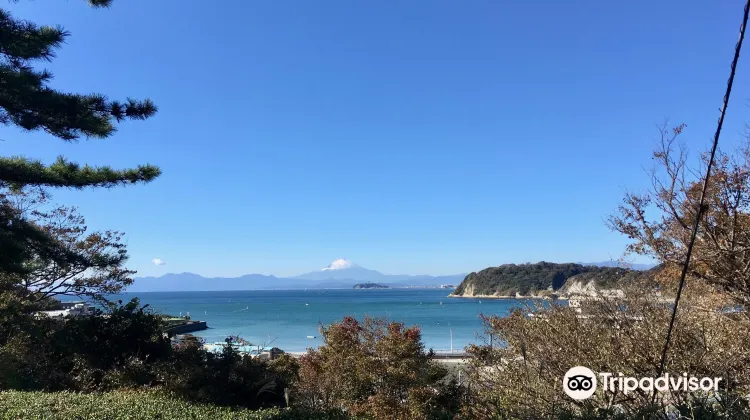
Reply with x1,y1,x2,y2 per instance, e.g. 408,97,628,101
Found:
165,320,208,335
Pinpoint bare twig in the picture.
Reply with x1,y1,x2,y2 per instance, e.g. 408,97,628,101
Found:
653,0,750,404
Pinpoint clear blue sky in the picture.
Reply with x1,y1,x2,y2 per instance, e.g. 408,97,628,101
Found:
3,0,749,277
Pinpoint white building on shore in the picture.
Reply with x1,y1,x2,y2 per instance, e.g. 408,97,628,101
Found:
568,289,626,313
35,301,95,319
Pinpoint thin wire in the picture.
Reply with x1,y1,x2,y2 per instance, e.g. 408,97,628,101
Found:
652,0,750,405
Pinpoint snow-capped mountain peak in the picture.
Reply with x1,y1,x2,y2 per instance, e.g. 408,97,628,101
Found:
321,258,358,271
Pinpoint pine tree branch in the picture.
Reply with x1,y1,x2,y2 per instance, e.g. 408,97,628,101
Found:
0,8,157,141
7,0,113,9
0,9,67,64
0,64,157,140
86,0,114,8
0,156,161,189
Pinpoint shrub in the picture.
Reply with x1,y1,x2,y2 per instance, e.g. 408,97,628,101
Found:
292,316,464,420
0,298,171,391
461,286,750,419
160,337,287,409
0,390,351,419
0,297,301,410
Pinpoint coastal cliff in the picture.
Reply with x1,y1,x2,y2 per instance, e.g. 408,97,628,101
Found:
450,262,654,299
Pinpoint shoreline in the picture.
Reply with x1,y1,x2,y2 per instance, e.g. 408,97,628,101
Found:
447,294,568,301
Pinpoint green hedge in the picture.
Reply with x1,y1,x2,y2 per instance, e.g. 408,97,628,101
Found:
0,390,351,420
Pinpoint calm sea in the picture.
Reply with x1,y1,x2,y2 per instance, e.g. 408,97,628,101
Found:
117,289,527,352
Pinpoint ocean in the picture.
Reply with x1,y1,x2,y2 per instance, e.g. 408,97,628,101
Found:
118,289,528,352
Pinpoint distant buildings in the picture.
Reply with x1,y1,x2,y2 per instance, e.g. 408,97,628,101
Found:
35,301,95,319
202,342,284,360
568,289,626,313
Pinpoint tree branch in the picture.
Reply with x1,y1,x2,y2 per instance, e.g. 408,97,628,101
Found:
0,156,161,189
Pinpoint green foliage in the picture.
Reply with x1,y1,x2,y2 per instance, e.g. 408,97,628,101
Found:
0,1,161,273
0,390,352,419
0,297,293,409
268,353,301,391
0,5,159,188
0,298,171,391
0,8,156,142
453,261,650,296
163,337,287,409
0,156,160,189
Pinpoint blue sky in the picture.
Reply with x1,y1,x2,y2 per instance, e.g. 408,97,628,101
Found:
2,0,749,277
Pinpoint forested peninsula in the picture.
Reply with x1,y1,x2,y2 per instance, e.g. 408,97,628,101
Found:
450,262,654,298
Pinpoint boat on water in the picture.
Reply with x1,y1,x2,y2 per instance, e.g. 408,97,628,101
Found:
306,335,316,339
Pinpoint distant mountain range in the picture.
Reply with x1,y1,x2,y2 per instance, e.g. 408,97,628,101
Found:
127,259,467,292
291,259,466,286
127,258,656,293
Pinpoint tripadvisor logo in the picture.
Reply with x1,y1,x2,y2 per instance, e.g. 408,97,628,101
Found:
563,366,597,400
562,366,723,400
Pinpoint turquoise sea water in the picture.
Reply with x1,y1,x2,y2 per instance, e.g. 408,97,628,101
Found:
119,289,528,352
